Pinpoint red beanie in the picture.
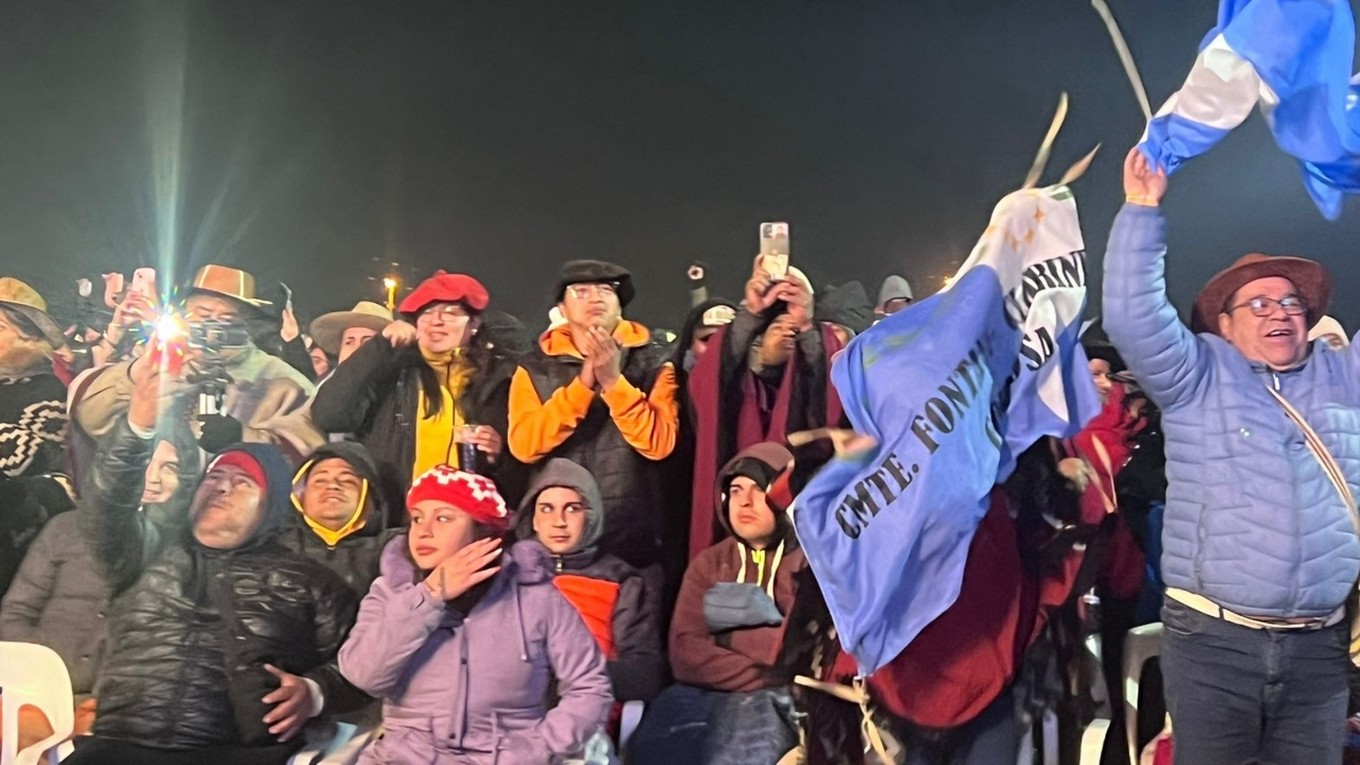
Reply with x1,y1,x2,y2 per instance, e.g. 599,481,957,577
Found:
206,451,268,491
406,464,510,531
399,271,490,315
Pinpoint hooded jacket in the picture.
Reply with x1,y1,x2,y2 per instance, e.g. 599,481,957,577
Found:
1104,204,1360,617
278,441,401,596
669,443,806,693
311,323,523,521
516,458,665,702
78,422,362,750
338,537,613,765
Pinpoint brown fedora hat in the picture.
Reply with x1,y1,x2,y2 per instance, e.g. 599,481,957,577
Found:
0,277,64,347
1191,253,1330,335
188,264,272,311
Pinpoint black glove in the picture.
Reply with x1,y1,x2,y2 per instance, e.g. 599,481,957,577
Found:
197,413,244,453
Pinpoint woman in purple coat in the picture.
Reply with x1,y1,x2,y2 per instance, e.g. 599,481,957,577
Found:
339,464,612,765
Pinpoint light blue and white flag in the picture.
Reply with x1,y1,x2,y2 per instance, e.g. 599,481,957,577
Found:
793,184,1100,676
1140,0,1360,219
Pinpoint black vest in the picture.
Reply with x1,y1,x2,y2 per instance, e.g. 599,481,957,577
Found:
522,340,670,569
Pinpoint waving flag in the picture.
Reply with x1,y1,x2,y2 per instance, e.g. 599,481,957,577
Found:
793,184,1100,675
1139,0,1360,219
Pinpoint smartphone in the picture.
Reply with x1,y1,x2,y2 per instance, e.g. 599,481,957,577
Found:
759,222,790,281
102,272,125,309
129,267,157,299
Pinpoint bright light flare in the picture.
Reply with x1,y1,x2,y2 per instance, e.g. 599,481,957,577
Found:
382,277,397,289
155,313,187,342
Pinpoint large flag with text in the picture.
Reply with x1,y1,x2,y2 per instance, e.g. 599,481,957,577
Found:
1139,0,1360,219
793,184,1100,675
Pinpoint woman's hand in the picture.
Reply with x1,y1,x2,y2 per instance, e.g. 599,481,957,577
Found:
423,537,502,602
467,425,504,463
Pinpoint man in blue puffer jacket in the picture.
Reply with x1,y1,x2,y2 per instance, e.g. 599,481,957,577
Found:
1104,147,1360,765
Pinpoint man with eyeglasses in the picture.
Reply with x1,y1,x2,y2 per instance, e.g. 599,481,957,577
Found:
312,271,523,523
508,259,679,577
1104,148,1359,765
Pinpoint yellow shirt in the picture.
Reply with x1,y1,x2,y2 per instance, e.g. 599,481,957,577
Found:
412,348,473,480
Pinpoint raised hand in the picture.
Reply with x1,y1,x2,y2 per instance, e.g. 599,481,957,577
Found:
590,327,622,389
383,320,418,347
1124,147,1167,206
423,537,503,602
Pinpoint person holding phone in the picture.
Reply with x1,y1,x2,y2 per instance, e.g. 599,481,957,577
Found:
684,250,845,559
338,463,611,765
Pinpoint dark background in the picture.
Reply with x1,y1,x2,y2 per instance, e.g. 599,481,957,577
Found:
2,0,1357,333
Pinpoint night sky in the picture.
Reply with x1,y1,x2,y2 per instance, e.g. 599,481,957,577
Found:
2,0,1358,333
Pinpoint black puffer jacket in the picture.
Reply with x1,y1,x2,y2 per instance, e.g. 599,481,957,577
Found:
310,324,525,520
80,422,363,749
278,441,401,597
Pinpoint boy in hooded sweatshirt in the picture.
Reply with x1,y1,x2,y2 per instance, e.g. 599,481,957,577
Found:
628,442,804,765
281,441,399,597
517,457,666,704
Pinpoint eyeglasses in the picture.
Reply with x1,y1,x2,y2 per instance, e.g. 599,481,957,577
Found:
418,304,468,321
1224,295,1308,318
565,283,618,300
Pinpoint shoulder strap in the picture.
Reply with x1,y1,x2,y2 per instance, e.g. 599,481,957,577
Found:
1264,386,1360,536
1265,385,1360,668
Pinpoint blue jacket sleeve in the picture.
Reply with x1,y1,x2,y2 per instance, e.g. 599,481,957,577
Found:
1102,204,1207,412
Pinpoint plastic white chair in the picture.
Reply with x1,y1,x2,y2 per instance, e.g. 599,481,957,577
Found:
1122,623,1163,765
0,642,75,765
617,700,644,753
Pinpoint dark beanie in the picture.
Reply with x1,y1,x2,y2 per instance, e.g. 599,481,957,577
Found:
725,457,779,492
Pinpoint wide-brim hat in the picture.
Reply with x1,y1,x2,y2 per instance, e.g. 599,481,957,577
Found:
0,277,64,347
309,301,393,356
554,260,634,308
1191,253,1330,335
188,264,272,312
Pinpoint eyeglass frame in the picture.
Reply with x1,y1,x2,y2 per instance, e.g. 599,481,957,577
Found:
416,303,471,322
1222,294,1309,318
564,282,620,300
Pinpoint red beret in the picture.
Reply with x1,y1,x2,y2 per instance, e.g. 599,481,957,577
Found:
399,271,490,315
406,464,510,531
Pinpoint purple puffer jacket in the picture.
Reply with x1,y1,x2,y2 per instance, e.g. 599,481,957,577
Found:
339,537,613,764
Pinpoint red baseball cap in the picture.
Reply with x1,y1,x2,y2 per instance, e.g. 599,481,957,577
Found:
398,271,490,316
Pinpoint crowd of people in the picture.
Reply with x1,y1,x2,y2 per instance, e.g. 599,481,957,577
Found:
0,146,1358,765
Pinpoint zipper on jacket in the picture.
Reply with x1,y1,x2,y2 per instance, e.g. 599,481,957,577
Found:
1272,371,1281,391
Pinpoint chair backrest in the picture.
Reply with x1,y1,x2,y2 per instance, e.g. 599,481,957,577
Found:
1122,623,1164,765
0,641,75,765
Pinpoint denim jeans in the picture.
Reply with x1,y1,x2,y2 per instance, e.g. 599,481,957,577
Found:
1160,598,1349,765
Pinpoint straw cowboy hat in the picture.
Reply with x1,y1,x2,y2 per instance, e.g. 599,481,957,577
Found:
1190,253,1330,335
188,264,273,311
0,277,64,347
309,301,393,356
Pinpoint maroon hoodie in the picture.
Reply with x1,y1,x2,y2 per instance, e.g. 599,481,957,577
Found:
668,443,806,693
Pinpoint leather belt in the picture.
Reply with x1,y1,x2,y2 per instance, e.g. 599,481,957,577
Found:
1166,587,1344,631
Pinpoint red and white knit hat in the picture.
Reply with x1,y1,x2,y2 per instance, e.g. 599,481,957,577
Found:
406,464,510,531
